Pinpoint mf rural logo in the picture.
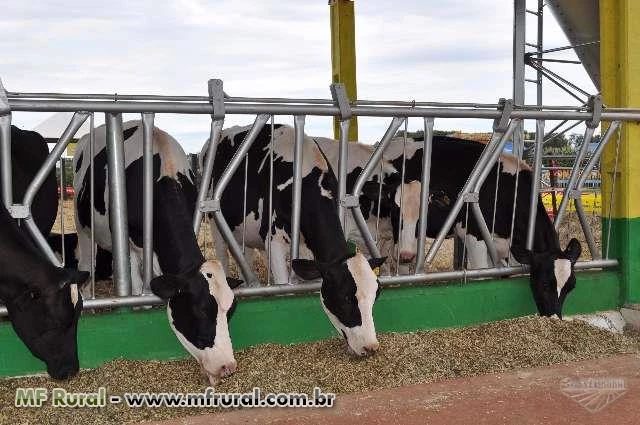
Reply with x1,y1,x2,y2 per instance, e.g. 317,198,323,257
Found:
560,377,627,413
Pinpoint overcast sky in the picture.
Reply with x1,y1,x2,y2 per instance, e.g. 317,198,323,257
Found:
1,0,597,153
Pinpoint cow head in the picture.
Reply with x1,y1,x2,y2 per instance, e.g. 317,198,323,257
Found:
6,268,89,380
292,252,385,356
362,179,424,264
151,260,242,385
512,238,582,318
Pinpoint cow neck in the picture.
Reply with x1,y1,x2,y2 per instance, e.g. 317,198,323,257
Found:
0,208,54,301
153,175,205,275
531,197,562,254
298,175,351,265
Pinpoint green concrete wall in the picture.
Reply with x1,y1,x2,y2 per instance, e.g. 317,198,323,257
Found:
0,270,620,378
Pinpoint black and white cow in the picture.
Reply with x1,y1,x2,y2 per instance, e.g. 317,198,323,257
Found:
312,137,417,272
0,126,88,380
73,121,242,384
380,135,581,317
202,124,385,356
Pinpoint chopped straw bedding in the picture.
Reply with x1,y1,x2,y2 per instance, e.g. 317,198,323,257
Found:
1,316,638,425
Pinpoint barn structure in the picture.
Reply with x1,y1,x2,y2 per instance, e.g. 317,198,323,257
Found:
0,0,638,379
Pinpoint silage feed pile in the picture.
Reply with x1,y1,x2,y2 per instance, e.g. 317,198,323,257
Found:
1,316,638,425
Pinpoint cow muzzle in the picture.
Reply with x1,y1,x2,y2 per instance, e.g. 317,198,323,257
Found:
201,359,238,386
399,251,416,263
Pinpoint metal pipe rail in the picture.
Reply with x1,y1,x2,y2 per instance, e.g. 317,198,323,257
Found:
0,258,618,317
0,80,632,310
8,98,640,121
9,90,617,111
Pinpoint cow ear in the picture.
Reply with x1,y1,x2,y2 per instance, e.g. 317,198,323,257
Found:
150,275,185,300
368,256,387,269
564,238,582,265
510,245,532,265
226,277,244,289
291,259,322,280
361,181,391,204
58,270,90,289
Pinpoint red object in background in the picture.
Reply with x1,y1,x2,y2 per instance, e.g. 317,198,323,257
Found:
57,186,75,197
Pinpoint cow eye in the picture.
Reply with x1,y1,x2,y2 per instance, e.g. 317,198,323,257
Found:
205,273,213,279
29,290,41,300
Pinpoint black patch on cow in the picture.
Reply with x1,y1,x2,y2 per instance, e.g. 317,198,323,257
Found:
168,274,219,350
76,147,108,228
213,124,370,330
4,126,58,238
47,233,113,280
0,128,89,380
75,152,83,173
320,262,362,327
123,126,138,141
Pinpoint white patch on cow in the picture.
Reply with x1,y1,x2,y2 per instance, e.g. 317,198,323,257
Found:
313,137,397,178
269,225,292,285
276,177,293,191
554,259,572,298
317,171,333,199
383,138,423,163
499,153,532,175
250,125,328,177
232,198,265,249
394,181,421,261
320,253,379,356
167,260,237,386
70,284,79,307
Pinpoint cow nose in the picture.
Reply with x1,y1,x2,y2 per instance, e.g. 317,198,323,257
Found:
220,360,238,377
399,251,415,263
362,341,380,356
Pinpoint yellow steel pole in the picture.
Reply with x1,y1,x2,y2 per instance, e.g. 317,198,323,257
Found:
330,0,358,141
600,0,640,305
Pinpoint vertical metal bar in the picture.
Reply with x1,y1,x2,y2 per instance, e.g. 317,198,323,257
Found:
415,117,434,273
142,112,155,290
337,119,350,230
59,157,66,265
350,117,406,258
536,0,544,107
374,158,383,245
267,116,275,285
290,115,305,262
426,120,519,264
89,113,96,298
512,0,526,157
0,79,12,210
23,111,89,266
193,118,224,233
395,120,408,275
242,153,249,254
554,125,595,229
526,119,545,250
105,113,132,297
212,114,269,285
